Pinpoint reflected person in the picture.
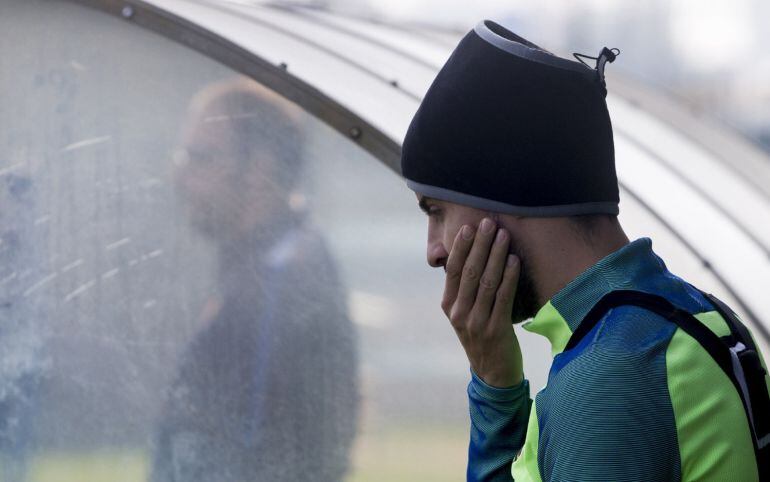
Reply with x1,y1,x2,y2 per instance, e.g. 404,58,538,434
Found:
151,78,358,481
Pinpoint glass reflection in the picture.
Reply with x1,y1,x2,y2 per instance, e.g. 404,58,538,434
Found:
151,78,359,481
0,173,47,481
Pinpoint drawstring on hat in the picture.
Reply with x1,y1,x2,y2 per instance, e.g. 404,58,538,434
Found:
401,21,621,217
573,47,620,92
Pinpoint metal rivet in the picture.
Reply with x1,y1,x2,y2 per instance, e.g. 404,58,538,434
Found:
389,79,399,88
279,62,288,70
121,5,134,19
349,127,362,140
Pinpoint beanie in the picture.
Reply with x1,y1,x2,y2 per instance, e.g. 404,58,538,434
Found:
401,20,620,217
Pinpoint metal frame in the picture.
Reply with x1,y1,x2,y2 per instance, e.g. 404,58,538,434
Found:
610,79,770,202
619,183,768,340
272,3,444,72
64,0,768,341
615,125,769,259
184,0,423,102
69,0,404,172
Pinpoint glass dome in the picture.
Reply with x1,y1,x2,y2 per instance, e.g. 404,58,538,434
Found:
1,0,768,480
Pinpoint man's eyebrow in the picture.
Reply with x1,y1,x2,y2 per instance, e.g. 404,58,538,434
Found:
418,196,432,214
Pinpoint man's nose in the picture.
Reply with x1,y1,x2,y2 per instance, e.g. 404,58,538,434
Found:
427,239,448,269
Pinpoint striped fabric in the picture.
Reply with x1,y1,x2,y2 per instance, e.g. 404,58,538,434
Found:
467,238,764,481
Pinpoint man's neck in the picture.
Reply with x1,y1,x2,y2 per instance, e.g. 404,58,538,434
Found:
216,203,298,260
532,226,630,307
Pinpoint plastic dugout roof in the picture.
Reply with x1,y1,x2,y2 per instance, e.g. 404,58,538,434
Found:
71,0,770,342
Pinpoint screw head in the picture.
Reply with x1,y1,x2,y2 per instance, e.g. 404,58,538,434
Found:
121,5,134,18
349,127,362,139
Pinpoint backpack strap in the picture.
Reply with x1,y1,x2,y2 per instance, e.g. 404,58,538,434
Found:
565,289,769,479
700,292,770,453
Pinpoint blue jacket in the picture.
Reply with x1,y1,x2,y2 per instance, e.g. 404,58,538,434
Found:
468,238,769,481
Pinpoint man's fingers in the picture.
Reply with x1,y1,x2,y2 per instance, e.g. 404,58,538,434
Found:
471,228,510,321
490,254,521,323
442,225,474,316
455,218,497,311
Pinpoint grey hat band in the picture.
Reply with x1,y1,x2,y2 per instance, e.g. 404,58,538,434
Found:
473,21,593,76
407,180,619,217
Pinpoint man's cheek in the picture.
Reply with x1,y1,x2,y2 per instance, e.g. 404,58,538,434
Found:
446,227,461,253
446,224,469,253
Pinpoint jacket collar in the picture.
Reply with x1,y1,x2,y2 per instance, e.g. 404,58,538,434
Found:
522,237,664,356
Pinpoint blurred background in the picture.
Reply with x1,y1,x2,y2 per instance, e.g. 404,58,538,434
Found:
325,0,770,152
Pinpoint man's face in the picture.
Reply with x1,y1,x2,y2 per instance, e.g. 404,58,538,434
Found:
418,195,540,323
172,116,280,240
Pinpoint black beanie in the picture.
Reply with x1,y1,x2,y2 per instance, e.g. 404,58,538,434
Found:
401,21,620,217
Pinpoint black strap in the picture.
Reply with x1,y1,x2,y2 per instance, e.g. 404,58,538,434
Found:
704,292,758,352
565,289,769,479
701,292,770,465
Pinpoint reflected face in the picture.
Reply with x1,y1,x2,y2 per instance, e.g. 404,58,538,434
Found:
417,195,540,323
173,117,280,239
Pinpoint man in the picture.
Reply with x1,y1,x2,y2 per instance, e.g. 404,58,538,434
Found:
151,78,358,481
401,21,770,481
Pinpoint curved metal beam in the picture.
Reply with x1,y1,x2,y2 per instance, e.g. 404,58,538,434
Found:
274,3,462,50
619,181,769,341
185,0,422,101
65,0,768,344
611,80,770,203
616,127,770,259
272,3,444,71
69,0,404,173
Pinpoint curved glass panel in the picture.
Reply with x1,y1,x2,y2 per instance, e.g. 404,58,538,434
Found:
294,7,454,69
615,135,770,331
618,189,770,358
3,1,768,481
214,2,440,98
609,95,770,252
0,1,493,480
150,0,420,142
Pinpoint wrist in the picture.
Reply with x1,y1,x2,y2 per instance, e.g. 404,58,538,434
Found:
471,366,524,390
469,369,528,403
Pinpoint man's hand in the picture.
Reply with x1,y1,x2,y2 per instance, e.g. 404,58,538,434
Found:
442,218,524,388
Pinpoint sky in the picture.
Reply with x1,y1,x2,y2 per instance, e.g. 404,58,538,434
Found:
331,0,769,141
357,0,761,72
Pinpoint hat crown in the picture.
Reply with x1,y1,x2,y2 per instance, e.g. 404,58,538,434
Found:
401,21,619,217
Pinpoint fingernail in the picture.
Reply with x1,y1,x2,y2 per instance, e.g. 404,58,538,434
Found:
480,218,495,234
495,229,508,243
461,225,473,239
507,255,517,267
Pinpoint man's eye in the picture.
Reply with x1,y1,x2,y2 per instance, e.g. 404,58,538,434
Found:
427,208,442,218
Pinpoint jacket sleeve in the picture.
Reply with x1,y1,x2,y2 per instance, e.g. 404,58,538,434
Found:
467,371,532,482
